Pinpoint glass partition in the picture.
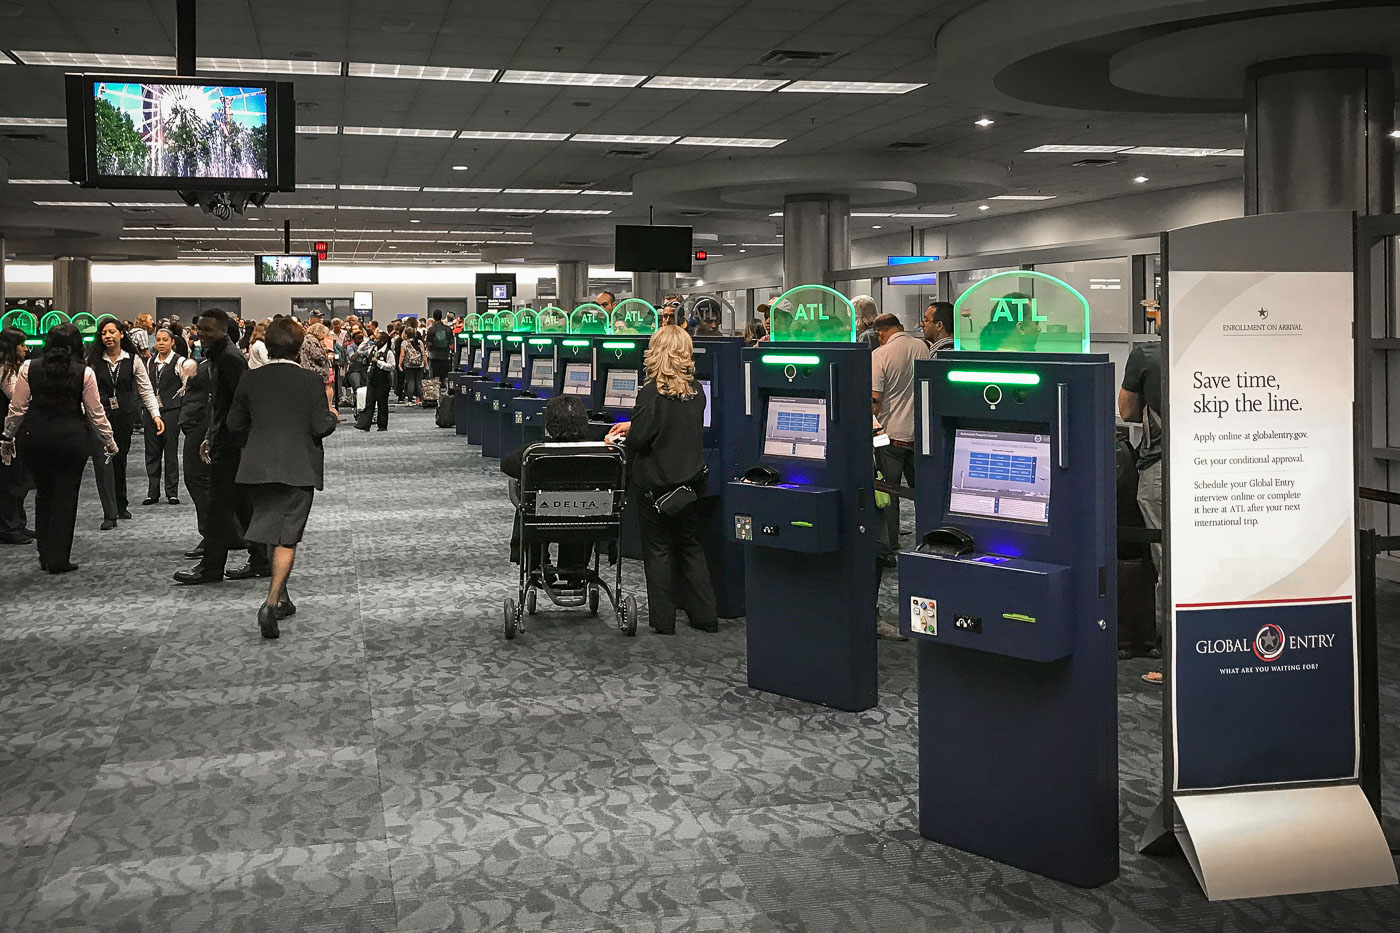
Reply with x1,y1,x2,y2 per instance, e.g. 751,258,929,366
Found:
610,298,658,335
1031,258,1132,335
39,310,72,333
495,309,518,333
463,311,482,332
570,302,610,334
768,284,857,342
480,311,501,332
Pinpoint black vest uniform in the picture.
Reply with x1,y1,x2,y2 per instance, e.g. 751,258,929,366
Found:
148,354,185,414
93,356,138,426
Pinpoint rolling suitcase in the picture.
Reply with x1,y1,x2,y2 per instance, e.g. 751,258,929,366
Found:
1117,556,1159,659
422,375,440,408
435,393,455,428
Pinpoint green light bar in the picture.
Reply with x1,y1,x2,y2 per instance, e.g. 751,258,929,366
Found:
24,338,43,347
505,335,523,342
527,337,553,345
562,339,590,347
761,353,821,366
486,334,503,341
601,340,636,350
470,333,483,339
946,370,1041,386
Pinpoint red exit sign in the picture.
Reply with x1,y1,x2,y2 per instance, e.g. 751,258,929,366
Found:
314,241,328,260
695,250,707,261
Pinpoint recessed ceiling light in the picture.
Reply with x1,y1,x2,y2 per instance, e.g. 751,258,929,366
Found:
1134,175,1150,183
974,117,995,127
643,76,788,92
570,133,679,145
989,194,1058,201
14,50,174,69
343,126,457,138
978,204,990,211
451,164,469,171
409,219,421,223
197,57,340,75
348,62,496,82
499,70,646,88
1025,145,1131,154
422,186,499,194
779,80,925,94
458,130,570,141
1122,146,1225,157
871,225,882,229
676,136,785,148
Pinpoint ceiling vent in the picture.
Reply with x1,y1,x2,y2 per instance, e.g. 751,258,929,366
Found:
604,148,653,159
758,49,838,67
1071,158,1119,167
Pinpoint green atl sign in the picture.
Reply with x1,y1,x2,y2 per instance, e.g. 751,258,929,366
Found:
610,298,658,335
768,284,857,343
953,270,1091,354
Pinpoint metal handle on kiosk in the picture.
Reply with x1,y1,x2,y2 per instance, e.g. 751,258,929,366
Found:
828,364,839,423
1056,382,1069,469
920,378,931,457
743,360,753,416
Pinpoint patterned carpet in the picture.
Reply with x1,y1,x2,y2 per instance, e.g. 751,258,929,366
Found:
2,406,1398,932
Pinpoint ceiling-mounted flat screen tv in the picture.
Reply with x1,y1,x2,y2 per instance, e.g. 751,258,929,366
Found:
614,224,693,273
254,254,318,285
65,73,296,190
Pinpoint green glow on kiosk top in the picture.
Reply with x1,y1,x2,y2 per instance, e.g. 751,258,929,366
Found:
761,353,822,366
952,270,1091,355
569,303,611,335
535,306,569,334
527,337,554,345
505,335,523,343
767,284,857,343
946,370,1042,386
562,339,591,347
602,341,637,350
610,298,658,335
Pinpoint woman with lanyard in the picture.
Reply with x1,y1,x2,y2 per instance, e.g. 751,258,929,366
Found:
88,316,164,530
2,324,119,573
354,331,395,431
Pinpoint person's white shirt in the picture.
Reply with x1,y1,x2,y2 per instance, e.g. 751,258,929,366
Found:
99,348,162,419
248,340,270,369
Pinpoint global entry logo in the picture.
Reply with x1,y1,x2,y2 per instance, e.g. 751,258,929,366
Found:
1253,624,1285,662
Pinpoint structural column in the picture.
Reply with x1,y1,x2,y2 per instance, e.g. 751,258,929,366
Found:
782,195,850,291
555,260,589,310
52,257,92,316
1245,55,1394,215
630,272,677,304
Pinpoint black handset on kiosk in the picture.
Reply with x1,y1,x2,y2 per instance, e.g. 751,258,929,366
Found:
918,527,975,557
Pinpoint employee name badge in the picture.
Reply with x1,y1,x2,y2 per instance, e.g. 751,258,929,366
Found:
108,396,120,410
909,597,937,636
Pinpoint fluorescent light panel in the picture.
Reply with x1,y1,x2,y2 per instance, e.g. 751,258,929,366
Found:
582,190,632,196
14,50,174,69
643,76,788,91
989,195,1058,200
35,200,108,207
343,126,457,138
197,57,340,75
499,70,645,88
296,125,338,134
503,187,584,195
1025,145,1131,153
458,130,569,141
8,178,70,184
298,183,337,190
409,206,476,212
545,209,611,215
779,80,925,94
676,136,784,148
340,184,420,191
422,187,501,193
348,62,496,82
1122,146,1226,157
570,133,678,145
477,207,542,213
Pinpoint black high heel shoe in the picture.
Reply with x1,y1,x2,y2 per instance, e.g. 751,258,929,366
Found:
275,596,296,619
257,603,280,639
48,562,79,574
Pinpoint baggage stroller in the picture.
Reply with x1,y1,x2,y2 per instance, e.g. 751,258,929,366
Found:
504,442,636,639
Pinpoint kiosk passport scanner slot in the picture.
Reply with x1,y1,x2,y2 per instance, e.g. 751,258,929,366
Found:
900,351,1117,888
728,343,876,712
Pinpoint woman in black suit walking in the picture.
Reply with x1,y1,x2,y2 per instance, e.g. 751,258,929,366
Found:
605,325,718,634
227,318,338,638
87,316,164,529
2,325,119,573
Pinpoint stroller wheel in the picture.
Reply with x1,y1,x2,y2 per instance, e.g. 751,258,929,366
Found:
504,597,518,640
525,589,537,615
587,585,600,617
621,595,637,637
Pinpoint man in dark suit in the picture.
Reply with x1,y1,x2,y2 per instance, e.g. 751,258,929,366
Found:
174,308,269,585
227,318,338,637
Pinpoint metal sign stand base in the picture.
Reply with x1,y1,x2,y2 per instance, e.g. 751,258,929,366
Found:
1162,785,1395,901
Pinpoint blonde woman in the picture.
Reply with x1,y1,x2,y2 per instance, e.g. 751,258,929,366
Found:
605,325,718,634
306,322,337,413
247,319,271,369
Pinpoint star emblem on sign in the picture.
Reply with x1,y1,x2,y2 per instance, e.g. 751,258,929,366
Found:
1257,307,1269,319
1257,629,1280,652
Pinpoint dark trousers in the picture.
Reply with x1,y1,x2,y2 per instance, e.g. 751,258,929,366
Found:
92,410,134,517
394,366,406,401
637,496,717,631
19,417,89,568
182,427,211,540
357,371,391,430
144,409,180,499
876,443,915,564
0,447,31,535
201,447,266,575
403,367,423,402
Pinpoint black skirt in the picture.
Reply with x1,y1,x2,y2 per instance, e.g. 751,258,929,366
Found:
245,483,315,546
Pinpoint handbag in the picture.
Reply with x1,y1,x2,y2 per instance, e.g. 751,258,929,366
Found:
651,465,708,517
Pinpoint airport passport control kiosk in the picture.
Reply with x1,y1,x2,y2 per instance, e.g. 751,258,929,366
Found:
727,286,876,711
900,270,1118,887
692,335,746,619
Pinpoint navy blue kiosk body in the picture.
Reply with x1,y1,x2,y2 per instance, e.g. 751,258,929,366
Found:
481,336,527,459
728,343,877,711
692,336,746,619
504,337,560,451
590,336,647,559
900,351,1118,888
472,334,506,452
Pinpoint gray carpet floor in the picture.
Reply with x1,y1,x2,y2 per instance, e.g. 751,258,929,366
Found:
3,406,1399,932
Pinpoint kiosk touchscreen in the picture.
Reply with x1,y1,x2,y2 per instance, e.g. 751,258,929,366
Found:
531,357,556,389
506,347,524,382
484,349,501,376
763,396,827,459
900,352,1117,888
603,370,640,409
471,346,485,373
563,362,592,396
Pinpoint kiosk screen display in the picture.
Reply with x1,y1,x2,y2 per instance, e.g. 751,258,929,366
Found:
485,350,500,374
763,396,827,460
531,358,555,388
506,353,523,379
948,428,1051,524
471,348,483,371
564,362,592,395
603,370,640,408
700,379,712,428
